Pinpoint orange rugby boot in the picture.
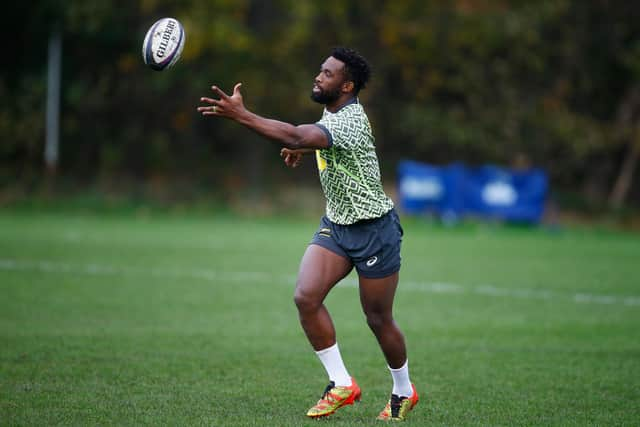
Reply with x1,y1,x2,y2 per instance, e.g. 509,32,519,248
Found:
376,383,419,421
306,378,361,418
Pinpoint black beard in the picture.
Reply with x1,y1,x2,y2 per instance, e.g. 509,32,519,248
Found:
311,87,341,105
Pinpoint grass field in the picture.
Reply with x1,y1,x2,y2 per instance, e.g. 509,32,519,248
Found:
1,210,639,426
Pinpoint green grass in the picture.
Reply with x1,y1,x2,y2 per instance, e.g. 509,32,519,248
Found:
1,211,639,426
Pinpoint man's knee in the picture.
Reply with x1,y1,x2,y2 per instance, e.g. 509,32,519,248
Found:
293,285,320,313
365,310,393,332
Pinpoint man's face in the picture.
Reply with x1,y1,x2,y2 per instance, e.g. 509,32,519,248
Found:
311,56,347,105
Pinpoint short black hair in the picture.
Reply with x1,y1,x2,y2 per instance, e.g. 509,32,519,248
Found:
330,47,371,95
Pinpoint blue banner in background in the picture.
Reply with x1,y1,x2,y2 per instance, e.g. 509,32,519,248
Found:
397,161,548,223
397,161,465,216
463,165,548,223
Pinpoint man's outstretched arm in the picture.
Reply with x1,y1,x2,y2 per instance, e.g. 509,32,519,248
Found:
197,83,330,150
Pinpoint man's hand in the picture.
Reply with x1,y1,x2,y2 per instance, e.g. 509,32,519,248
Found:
198,83,246,120
280,148,307,168
197,84,330,150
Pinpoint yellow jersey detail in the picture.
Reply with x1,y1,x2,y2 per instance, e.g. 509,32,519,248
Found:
316,150,327,171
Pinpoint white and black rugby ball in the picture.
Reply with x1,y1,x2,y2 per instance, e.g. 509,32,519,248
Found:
142,17,185,71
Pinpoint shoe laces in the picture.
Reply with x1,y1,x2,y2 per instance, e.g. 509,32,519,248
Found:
390,394,405,418
320,381,337,403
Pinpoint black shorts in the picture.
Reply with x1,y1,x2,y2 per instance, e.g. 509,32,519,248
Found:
310,208,404,278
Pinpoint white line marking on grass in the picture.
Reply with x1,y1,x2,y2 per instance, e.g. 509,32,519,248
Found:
1,258,639,307
0,259,276,284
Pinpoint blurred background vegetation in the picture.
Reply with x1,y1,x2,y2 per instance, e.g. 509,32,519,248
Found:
3,0,640,225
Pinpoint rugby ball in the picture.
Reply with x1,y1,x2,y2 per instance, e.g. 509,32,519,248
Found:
142,17,185,71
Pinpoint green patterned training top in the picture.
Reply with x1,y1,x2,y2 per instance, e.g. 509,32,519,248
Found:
314,99,394,225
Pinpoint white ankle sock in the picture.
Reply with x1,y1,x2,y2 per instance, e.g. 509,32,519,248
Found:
315,343,352,387
389,359,413,397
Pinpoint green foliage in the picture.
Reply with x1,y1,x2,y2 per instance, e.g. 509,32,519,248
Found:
2,1,640,205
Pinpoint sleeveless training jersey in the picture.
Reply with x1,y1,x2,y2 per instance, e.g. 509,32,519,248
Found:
314,99,394,225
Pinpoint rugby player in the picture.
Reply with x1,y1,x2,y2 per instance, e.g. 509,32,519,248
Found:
198,47,419,421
